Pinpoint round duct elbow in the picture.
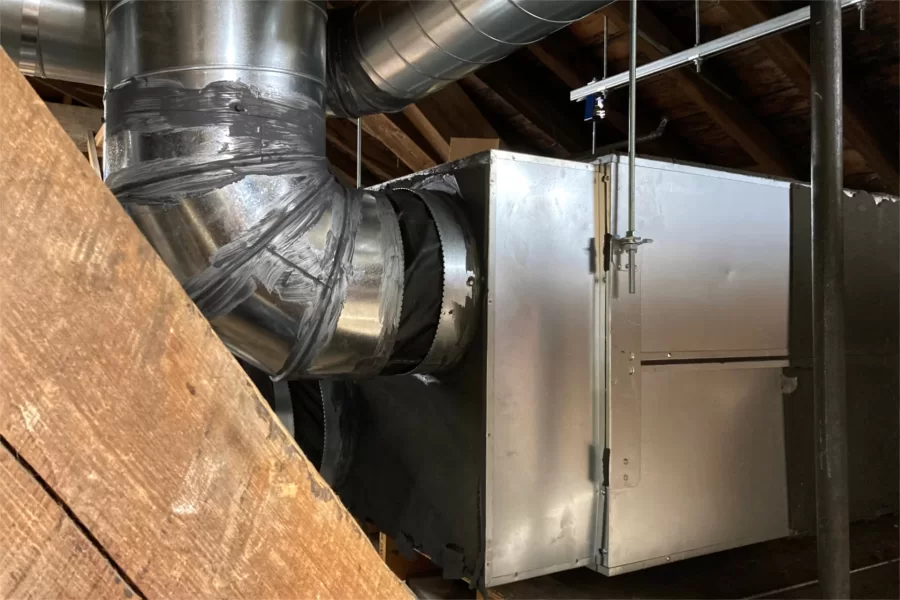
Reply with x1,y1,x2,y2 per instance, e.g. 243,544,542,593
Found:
104,0,480,379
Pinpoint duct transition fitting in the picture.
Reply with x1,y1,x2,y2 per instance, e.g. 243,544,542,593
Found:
103,0,480,379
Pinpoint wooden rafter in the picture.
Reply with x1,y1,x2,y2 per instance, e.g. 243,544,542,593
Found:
602,1,797,178
721,0,899,192
527,33,696,162
361,113,437,172
325,141,364,188
326,117,407,182
403,104,451,162
415,82,501,142
460,75,567,157
44,102,103,155
474,52,588,154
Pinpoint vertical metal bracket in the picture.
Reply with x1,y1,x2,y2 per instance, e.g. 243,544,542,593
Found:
592,164,611,566
608,234,642,489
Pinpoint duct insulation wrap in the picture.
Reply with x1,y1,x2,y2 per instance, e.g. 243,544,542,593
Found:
326,0,615,117
103,0,479,379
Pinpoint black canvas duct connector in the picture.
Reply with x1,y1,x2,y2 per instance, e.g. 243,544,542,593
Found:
103,0,480,379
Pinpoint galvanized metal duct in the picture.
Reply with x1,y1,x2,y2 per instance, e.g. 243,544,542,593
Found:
103,0,479,379
326,0,615,117
1,0,614,117
0,0,104,86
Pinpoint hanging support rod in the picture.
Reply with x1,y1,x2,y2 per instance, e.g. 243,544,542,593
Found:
570,0,863,102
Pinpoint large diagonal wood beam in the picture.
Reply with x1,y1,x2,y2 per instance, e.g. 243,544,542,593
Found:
721,0,898,192
603,1,796,178
0,50,409,599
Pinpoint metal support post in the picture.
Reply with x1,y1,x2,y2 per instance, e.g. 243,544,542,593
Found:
810,0,850,597
571,0,864,101
603,15,609,80
694,0,703,72
621,0,650,294
356,117,362,188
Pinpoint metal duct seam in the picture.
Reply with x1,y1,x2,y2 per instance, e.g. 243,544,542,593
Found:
104,0,481,379
0,0,105,86
1,0,613,121
104,0,404,379
327,0,615,118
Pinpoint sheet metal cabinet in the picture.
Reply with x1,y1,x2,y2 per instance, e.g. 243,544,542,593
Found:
336,151,792,585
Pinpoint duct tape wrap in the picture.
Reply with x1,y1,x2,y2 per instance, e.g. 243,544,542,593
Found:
105,76,403,379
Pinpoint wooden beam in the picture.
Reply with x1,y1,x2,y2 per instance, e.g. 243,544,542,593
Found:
1,446,138,599
0,50,409,599
474,52,588,154
603,1,796,178
326,117,407,182
527,33,697,162
460,75,566,156
325,142,359,188
721,0,899,191
28,76,104,109
414,82,500,142
403,104,451,162
44,102,103,155
361,113,437,172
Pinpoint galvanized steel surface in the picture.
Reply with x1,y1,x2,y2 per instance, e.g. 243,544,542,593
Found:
0,0,104,86
411,188,481,374
104,0,404,378
484,153,597,585
328,0,614,116
607,155,791,358
601,363,790,571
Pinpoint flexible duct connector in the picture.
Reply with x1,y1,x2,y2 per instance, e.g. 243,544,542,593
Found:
327,0,615,118
0,0,104,86
103,0,479,379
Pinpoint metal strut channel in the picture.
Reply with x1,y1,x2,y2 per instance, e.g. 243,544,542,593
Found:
570,0,865,101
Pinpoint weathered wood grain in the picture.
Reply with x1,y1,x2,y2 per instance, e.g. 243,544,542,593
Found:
362,113,438,172
415,82,500,143
0,445,137,599
44,102,103,155
0,50,409,600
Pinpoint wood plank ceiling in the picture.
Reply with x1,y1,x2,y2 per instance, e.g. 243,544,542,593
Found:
29,0,899,195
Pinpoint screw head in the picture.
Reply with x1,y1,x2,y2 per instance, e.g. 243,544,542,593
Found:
623,474,629,481
623,458,629,465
